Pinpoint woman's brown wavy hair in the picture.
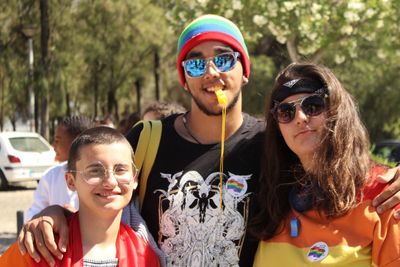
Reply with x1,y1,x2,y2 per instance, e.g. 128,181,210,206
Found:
251,62,371,240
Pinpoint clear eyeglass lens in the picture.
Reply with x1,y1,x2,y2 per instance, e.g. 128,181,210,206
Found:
82,163,134,184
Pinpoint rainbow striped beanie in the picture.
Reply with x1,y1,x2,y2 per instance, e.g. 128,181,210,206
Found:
176,14,250,87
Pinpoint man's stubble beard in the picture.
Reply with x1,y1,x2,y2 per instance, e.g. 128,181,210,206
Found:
186,85,241,116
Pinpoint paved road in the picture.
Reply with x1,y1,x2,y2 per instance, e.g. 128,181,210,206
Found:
0,182,36,254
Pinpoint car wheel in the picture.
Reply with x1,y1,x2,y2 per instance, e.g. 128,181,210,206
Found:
0,170,9,189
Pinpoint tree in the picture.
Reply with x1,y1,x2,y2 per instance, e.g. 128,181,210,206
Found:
1,1,398,141
0,0,36,130
158,0,400,140
69,0,173,121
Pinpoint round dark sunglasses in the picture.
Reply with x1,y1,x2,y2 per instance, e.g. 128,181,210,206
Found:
181,52,240,78
272,94,328,124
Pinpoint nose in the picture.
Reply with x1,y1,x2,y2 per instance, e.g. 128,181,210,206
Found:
294,105,309,124
203,60,220,80
102,170,119,187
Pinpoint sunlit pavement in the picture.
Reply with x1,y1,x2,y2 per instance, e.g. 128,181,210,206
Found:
0,182,35,254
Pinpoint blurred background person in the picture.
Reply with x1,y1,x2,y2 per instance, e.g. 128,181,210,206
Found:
117,112,141,135
24,115,95,221
98,114,115,128
142,101,186,120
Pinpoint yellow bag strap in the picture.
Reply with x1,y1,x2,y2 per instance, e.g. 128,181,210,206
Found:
135,120,162,212
134,121,151,172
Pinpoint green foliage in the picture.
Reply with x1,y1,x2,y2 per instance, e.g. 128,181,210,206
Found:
0,0,399,141
370,147,398,168
0,0,33,125
384,119,400,139
164,0,400,141
370,153,397,168
243,55,276,116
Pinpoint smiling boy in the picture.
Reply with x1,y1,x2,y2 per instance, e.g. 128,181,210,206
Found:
1,127,159,266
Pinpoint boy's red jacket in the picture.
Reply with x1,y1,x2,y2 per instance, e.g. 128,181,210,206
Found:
0,212,160,267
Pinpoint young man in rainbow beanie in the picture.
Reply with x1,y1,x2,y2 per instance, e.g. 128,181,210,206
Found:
126,14,264,266
18,14,400,267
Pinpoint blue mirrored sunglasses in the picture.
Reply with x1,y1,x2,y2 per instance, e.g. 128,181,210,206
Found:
181,52,240,78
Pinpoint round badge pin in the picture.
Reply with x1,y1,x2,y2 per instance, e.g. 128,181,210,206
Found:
307,241,329,262
225,176,248,197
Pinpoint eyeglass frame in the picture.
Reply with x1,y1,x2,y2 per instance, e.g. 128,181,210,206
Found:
181,51,240,78
68,161,138,185
271,92,328,124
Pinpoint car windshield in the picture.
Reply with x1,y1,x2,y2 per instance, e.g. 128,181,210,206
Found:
8,137,50,152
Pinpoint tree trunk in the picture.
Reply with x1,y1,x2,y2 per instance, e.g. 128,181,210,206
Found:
107,89,115,117
154,49,161,100
93,63,98,119
9,116,16,131
39,0,50,139
0,72,4,131
254,35,288,70
92,60,104,119
34,90,39,132
65,91,71,116
286,38,300,62
114,100,119,123
135,79,142,115
39,90,49,138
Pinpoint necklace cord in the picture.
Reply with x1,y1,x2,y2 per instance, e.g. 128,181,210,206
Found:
182,113,201,144
182,87,227,213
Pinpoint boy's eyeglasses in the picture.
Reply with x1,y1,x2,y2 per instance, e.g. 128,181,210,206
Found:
272,94,327,124
69,162,138,185
181,52,240,78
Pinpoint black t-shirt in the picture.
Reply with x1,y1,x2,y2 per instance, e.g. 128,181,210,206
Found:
125,113,265,267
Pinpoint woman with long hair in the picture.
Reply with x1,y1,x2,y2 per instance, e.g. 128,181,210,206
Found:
252,63,399,266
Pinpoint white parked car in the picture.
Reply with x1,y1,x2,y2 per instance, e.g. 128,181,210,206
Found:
0,131,56,188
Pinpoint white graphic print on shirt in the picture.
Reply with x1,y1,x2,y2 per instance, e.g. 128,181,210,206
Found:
155,170,252,267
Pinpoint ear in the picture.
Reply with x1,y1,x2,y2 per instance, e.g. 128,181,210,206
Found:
183,82,189,92
132,180,138,191
65,172,77,191
242,76,249,85
132,175,139,191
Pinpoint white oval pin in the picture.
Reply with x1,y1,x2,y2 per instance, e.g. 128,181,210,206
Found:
225,176,248,197
307,241,329,262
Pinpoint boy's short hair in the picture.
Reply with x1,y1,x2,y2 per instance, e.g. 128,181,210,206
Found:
59,115,96,139
67,126,134,171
